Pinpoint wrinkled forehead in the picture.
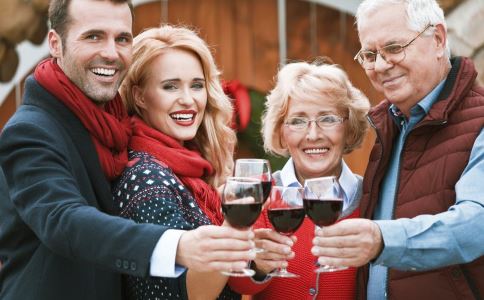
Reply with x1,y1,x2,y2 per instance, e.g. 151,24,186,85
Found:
357,4,412,48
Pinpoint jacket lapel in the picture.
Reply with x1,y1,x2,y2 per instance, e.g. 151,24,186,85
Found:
24,76,116,214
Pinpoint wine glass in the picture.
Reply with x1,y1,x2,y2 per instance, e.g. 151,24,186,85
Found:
234,159,272,204
221,177,264,277
303,176,348,272
266,186,305,278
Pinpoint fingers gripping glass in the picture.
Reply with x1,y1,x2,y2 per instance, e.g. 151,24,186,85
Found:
221,177,264,277
354,24,434,70
266,186,305,278
284,115,346,131
303,176,348,272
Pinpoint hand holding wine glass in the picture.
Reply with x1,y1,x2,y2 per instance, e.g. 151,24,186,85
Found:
265,186,305,277
303,176,348,272
221,177,263,277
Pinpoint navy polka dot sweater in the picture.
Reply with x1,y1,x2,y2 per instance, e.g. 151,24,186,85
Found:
113,150,240,300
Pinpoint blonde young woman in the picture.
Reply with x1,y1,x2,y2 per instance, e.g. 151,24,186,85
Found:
229,59,370,299
113,25,242,300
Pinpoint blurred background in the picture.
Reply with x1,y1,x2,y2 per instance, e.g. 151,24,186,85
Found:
1,0,483,175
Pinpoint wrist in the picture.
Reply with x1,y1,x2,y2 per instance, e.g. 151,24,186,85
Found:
370,221,385,261
249,261,269,281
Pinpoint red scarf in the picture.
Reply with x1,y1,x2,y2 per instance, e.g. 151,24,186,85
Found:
129,116,223,225
34,58,131,181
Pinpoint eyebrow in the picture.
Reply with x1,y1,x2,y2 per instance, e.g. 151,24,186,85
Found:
288,110,336,117
80,29,133,40
80,29,105,38
363,38,406,51
119,31,133,40
161,78,205,83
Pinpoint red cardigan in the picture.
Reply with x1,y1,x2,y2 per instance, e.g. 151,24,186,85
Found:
229,208,359,299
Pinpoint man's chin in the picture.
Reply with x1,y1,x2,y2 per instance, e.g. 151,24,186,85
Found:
86,93,117,106
85,87,119,103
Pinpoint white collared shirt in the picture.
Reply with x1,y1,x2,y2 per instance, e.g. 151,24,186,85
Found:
276,157,361,215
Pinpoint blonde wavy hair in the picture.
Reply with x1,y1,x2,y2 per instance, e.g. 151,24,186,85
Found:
120,24,236,186
261,59,370,157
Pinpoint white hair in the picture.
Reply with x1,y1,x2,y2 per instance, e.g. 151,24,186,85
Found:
355,0,450,58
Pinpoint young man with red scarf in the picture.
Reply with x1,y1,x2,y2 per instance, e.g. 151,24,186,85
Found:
0,1,254,299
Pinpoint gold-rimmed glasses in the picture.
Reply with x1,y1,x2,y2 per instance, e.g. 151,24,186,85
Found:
284,115,346,131
354,24,434,70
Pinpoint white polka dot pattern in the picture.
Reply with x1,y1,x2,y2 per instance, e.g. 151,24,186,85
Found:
112,150,239,300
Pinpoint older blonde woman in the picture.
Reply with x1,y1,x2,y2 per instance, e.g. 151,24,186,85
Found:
113,25,244,300
229,59,370,299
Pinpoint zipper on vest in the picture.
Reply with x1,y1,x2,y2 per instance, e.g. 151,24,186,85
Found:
365,115,389,299
366,115,385,217
381,119,448,297
413,119,447,130
366,115,388,218
368,113,409,298
385,157,404,298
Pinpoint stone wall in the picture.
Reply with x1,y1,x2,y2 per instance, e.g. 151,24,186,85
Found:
446,0,484,85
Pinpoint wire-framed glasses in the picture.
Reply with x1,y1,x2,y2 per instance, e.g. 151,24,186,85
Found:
284,115,346,131
354,24,434,70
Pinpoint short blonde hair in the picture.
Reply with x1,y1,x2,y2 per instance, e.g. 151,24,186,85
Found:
120,24,236,186
261,60,370,157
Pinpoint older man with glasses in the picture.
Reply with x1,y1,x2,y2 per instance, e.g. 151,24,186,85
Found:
311,0,484,299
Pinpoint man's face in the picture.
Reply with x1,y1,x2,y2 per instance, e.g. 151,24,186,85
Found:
49,0,133,105
358,3,446,115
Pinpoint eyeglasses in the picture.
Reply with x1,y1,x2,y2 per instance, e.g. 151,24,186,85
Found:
284,115,346,131
354,24,434,70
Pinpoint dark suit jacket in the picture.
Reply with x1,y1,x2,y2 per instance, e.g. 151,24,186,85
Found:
0,76,168,300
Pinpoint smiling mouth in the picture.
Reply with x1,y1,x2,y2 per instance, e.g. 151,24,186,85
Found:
382,75,403,86
304,148,329,154
91,67,116,77
170,113,195,122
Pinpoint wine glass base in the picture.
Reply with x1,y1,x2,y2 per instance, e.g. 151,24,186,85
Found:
315,265,348,273
269,271,300,278
221,268,256,277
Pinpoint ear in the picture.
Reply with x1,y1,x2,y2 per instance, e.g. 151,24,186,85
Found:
433,24,447,59
133,85,147,110
48,30,62,58
279,126,287,149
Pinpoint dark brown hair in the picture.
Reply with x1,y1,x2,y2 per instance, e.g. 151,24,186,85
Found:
49,0,134,41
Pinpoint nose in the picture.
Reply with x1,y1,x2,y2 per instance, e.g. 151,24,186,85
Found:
305,121,320,141
178,87,195,105
100,39,119,61
373,52,392,72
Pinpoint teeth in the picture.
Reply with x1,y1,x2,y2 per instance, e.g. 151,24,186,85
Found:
92,68,115,76
304,148,329,154
171,113,194,121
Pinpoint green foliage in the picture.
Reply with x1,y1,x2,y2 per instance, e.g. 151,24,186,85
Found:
236,89,287,171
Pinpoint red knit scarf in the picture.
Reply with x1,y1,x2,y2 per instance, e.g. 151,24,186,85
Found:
129,116,223,225
34,58,131,181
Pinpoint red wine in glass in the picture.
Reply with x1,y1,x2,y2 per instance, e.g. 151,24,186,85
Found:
221,177,264,277
304,176,348,273
261,180,272,203
266,186,305,278
267,207,305,235
222,203,262,229
303,198,343,227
